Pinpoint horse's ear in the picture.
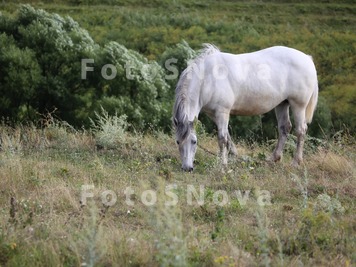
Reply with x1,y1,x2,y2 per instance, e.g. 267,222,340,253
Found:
173,117,178,127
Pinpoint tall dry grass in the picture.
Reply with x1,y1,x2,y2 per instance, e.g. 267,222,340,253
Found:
0,117,355,266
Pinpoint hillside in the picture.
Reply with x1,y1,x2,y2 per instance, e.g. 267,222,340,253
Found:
0,1,355,266
0,114,355,266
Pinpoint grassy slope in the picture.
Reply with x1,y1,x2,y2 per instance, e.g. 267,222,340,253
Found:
0,119,355,266
8,1,355,55
0,1,355,266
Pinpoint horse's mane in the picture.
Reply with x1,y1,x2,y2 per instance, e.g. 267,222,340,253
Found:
173,44,220,141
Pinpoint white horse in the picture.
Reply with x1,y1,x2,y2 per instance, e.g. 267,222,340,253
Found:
173,44,318,171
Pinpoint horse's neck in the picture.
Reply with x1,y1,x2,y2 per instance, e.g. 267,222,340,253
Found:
185,91,201,122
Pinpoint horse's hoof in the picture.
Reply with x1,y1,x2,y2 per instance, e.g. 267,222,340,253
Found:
291,159,302,167
229,147,238,156
268,154,281,163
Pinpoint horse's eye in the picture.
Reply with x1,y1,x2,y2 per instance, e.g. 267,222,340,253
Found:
176,140,180,145
192,140,197,145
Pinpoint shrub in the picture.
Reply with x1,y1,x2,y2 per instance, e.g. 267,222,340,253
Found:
0,5,171,131
90,107,128,149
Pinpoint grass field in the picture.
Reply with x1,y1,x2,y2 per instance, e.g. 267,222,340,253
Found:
0,1,355,266
0,113,355,266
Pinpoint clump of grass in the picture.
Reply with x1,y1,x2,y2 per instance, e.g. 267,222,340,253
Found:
0,114,92,156
0,237,18,266
90,107,128,149
290,169,309,209
146,179,188,267
0,127,23,155
312,149,354,178
291,208,335,256
255,206,271,267
314,193,345,215
20,125,49,151
43,113,93,151
70,202,106,267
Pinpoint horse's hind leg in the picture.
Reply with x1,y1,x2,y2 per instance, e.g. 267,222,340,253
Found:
271,101,292,162
291,104,308,166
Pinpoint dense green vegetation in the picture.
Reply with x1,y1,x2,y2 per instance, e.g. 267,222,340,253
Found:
0,4,171,130
0,1,355,139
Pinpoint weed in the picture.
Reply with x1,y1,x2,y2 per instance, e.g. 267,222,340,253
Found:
147,179,188,267
255,206,271,267
291,169,309,209
0,236,18,266
211,208,226,242
0,127,22,155
70,202,106,267
90,107,128,149
314,193,345,215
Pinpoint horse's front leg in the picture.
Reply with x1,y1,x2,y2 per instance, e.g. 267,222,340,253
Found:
216,113,230,166
218,134,228,165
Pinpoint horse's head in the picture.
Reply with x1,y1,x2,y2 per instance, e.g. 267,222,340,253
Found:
174,117,197,172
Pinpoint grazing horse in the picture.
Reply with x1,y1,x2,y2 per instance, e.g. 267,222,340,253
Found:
173,44,318,171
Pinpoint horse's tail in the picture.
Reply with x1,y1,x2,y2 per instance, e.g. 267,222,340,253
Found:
305,81,318,124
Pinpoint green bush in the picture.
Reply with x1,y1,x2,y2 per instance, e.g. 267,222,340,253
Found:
0,2,353,138
0,5,170,130
0,5,99,125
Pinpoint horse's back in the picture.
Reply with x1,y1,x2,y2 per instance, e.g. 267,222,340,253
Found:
261,46,315,70
200,46,317,115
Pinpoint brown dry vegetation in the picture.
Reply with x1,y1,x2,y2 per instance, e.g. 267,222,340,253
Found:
0,116,355,266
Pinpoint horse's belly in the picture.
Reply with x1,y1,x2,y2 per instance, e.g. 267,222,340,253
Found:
230,95,283,116
230,106,271,116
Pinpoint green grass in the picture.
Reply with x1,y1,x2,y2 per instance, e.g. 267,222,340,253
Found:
0,114,355,266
